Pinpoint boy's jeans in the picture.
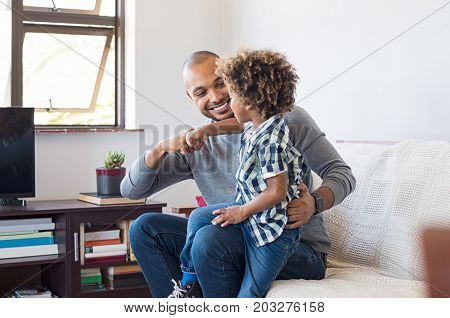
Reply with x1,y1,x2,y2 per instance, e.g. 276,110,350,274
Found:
130,211,326,298
180,202,302,297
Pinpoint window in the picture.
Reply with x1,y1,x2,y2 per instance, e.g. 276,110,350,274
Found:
12,0,124,127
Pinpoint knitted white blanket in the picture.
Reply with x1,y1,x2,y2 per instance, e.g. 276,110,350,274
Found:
267,140,450,297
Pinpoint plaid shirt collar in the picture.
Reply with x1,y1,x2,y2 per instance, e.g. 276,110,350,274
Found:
242,114,283,146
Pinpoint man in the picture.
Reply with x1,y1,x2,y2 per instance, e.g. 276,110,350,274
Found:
121,51,356,298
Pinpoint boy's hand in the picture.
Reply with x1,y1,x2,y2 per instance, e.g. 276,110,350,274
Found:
212,205,247,227
186,128,208,151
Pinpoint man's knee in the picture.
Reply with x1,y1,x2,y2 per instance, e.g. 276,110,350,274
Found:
129,213,162,246
191,225,220,261
187,207,214,232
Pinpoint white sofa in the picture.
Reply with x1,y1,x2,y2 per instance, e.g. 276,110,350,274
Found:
267,140,450,298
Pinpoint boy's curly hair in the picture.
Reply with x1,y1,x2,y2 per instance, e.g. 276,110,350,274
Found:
216,48,299,119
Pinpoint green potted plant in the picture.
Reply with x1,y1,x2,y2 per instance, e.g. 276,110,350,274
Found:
96,151,126,196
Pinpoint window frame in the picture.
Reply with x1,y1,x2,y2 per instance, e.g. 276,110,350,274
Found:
11,0,125,129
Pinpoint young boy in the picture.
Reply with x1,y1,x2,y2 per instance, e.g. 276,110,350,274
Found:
169,49,304,298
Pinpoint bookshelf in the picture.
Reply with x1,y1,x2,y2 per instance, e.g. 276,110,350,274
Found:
0,199,166,298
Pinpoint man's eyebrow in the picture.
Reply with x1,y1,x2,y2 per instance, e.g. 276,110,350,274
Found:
192,77,223,94
193,86,205,94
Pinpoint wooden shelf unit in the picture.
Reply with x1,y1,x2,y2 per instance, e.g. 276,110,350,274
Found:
0,199,166,298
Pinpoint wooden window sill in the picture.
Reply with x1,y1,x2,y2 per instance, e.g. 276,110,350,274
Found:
35,128,143,135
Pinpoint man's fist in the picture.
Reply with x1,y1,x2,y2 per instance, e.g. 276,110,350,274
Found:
161,131,192,154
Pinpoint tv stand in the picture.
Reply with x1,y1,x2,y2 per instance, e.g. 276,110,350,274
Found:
0,199,166,297
0,198,27,206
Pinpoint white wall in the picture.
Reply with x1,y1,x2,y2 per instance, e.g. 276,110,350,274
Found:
126,0,225,207
223,0,450,142
33,132,140,200
133,0,224,132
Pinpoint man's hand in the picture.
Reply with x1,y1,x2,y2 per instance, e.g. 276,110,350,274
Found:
285,183,316,229
161,131,193,155
212,205,247,227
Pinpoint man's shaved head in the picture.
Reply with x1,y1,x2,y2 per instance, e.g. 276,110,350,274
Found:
183,51,219,73
182,51,234,121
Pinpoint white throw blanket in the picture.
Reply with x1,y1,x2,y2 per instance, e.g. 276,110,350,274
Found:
267,140,450,297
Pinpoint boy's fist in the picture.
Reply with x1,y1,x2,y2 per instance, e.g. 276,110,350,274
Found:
186,128,208,151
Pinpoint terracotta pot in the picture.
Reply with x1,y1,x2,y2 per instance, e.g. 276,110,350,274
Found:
96,167,126,196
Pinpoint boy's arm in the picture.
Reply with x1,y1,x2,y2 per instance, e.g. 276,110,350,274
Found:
186,117,244,148
201,117,245,137
212,173,288,227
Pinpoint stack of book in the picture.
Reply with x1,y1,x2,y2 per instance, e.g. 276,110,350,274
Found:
79,193,146,206
80,268,105,293
103,264,146,290
6,286,55,298
83,226,127,265
0,218,58,259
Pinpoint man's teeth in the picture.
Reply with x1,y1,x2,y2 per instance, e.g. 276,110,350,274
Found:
212,103,228,111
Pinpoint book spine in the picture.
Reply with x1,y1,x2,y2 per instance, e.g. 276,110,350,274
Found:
80,275,102,285
0,231,53,241
0,218,52,227
0,223,55,234
0,237,54,249
84,250,127,259
84,243,127,254
0,231,37,236
0,244,58,259
84,231,120,242
83,238,121,247
84,255,126,265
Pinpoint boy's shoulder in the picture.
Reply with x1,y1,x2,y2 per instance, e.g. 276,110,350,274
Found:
257,119,291,148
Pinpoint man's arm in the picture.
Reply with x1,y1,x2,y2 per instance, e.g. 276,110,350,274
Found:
120,133,194,200
284,107,356,227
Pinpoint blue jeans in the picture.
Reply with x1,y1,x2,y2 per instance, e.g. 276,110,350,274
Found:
130,211,326,298
180,202,302,297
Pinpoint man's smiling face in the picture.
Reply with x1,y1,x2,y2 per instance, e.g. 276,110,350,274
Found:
183,57,234,121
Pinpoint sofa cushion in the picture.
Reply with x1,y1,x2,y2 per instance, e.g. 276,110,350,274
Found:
267,262,427,298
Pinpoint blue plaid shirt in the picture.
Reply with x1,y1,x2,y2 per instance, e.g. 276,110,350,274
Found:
235,114,305,247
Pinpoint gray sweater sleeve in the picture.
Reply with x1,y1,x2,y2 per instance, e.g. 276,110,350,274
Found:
120,151,193,199
285,107,356,206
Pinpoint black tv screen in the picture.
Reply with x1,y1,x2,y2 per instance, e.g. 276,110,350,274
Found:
0,108,35,198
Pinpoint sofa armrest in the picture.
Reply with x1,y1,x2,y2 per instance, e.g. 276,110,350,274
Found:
172,206,198,218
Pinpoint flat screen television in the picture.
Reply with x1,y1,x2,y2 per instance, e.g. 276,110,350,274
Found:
0,107,35,205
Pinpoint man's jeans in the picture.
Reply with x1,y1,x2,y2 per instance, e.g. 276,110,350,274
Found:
130,212,326,298
180,202,303,297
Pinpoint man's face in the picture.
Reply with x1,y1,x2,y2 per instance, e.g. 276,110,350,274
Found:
183,58,234,121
